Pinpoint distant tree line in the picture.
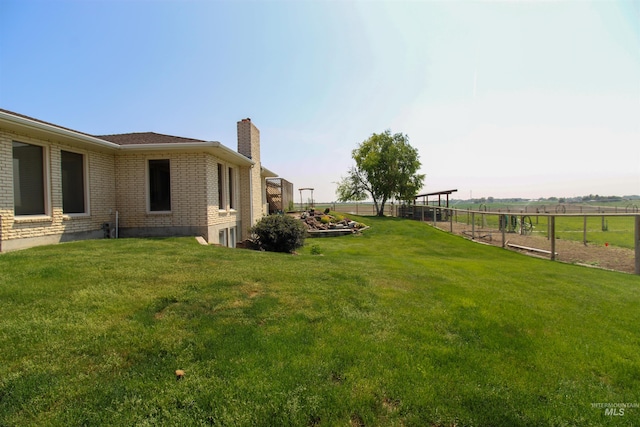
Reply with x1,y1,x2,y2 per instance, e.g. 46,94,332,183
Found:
459,194,639,204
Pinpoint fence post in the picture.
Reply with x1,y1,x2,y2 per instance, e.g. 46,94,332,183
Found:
583,216,587,246
433,208,436,227
547,219,550,241
471,212,475,240
501,214,506,248
635,215,640,275
550,216,556,261
450,208,453,232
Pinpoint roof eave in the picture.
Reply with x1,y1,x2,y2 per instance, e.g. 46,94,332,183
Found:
261,166,278,178
119,141,255,166
0,110,120,150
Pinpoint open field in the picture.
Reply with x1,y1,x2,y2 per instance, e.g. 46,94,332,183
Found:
1,217,640,426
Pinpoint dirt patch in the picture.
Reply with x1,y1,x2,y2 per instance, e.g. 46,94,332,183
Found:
435,221,636,274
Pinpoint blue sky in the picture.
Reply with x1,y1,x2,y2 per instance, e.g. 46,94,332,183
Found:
1,0,638,202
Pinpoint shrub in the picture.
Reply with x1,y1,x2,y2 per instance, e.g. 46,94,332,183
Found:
320,215,331,224
251,214,307,253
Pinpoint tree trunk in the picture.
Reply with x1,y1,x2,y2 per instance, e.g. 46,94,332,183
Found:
372,196,380,217
377,196,387,216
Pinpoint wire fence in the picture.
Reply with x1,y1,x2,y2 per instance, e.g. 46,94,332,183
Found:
405,206,640,275
308,202,639,274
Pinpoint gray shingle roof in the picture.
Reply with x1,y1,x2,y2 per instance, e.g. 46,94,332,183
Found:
97,132,206,145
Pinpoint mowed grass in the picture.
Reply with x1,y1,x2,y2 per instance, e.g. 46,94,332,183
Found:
1,217,639,426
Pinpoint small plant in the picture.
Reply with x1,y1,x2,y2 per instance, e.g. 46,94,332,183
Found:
310,245,322,255
250,214,307,253
324,208,330,214
320,215,331,224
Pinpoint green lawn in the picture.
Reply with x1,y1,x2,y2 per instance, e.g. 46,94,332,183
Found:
1,217,639,426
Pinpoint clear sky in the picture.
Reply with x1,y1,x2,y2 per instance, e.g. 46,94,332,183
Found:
1,0,638,202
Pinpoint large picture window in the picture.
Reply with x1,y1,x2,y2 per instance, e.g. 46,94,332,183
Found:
61,150,86,214
149,159,171,211
13,141,45,216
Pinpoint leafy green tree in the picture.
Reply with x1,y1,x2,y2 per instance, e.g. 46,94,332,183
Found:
336,130,424,216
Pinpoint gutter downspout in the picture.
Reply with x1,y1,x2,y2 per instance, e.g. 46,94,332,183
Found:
249,165,254,235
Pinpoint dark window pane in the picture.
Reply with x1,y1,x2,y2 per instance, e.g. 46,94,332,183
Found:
13,141,45,215
61,150,85,214
149,159,171,211
217,163,224,208
228,168,235,209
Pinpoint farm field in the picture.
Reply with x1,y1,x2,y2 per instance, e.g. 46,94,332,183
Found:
1,216,639,426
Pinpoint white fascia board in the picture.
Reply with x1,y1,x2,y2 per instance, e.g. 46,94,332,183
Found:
119,141,255,166
261,166,278,177
0,110,120,150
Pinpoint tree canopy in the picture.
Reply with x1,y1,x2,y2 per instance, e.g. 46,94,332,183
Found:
336,130,425,216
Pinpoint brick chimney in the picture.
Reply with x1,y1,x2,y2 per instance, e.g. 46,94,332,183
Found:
236,118,264,235
237,118,260,162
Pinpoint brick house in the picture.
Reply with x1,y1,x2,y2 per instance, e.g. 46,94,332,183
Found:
0,109,279,252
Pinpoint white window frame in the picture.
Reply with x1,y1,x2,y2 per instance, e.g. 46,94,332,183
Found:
12,140,51,219
229,226,237,248
61,149,90,217
219,228,228,246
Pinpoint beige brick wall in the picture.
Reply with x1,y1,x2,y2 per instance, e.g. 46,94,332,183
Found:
0,129,116,251
115,152,208,230
205,153,242,244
